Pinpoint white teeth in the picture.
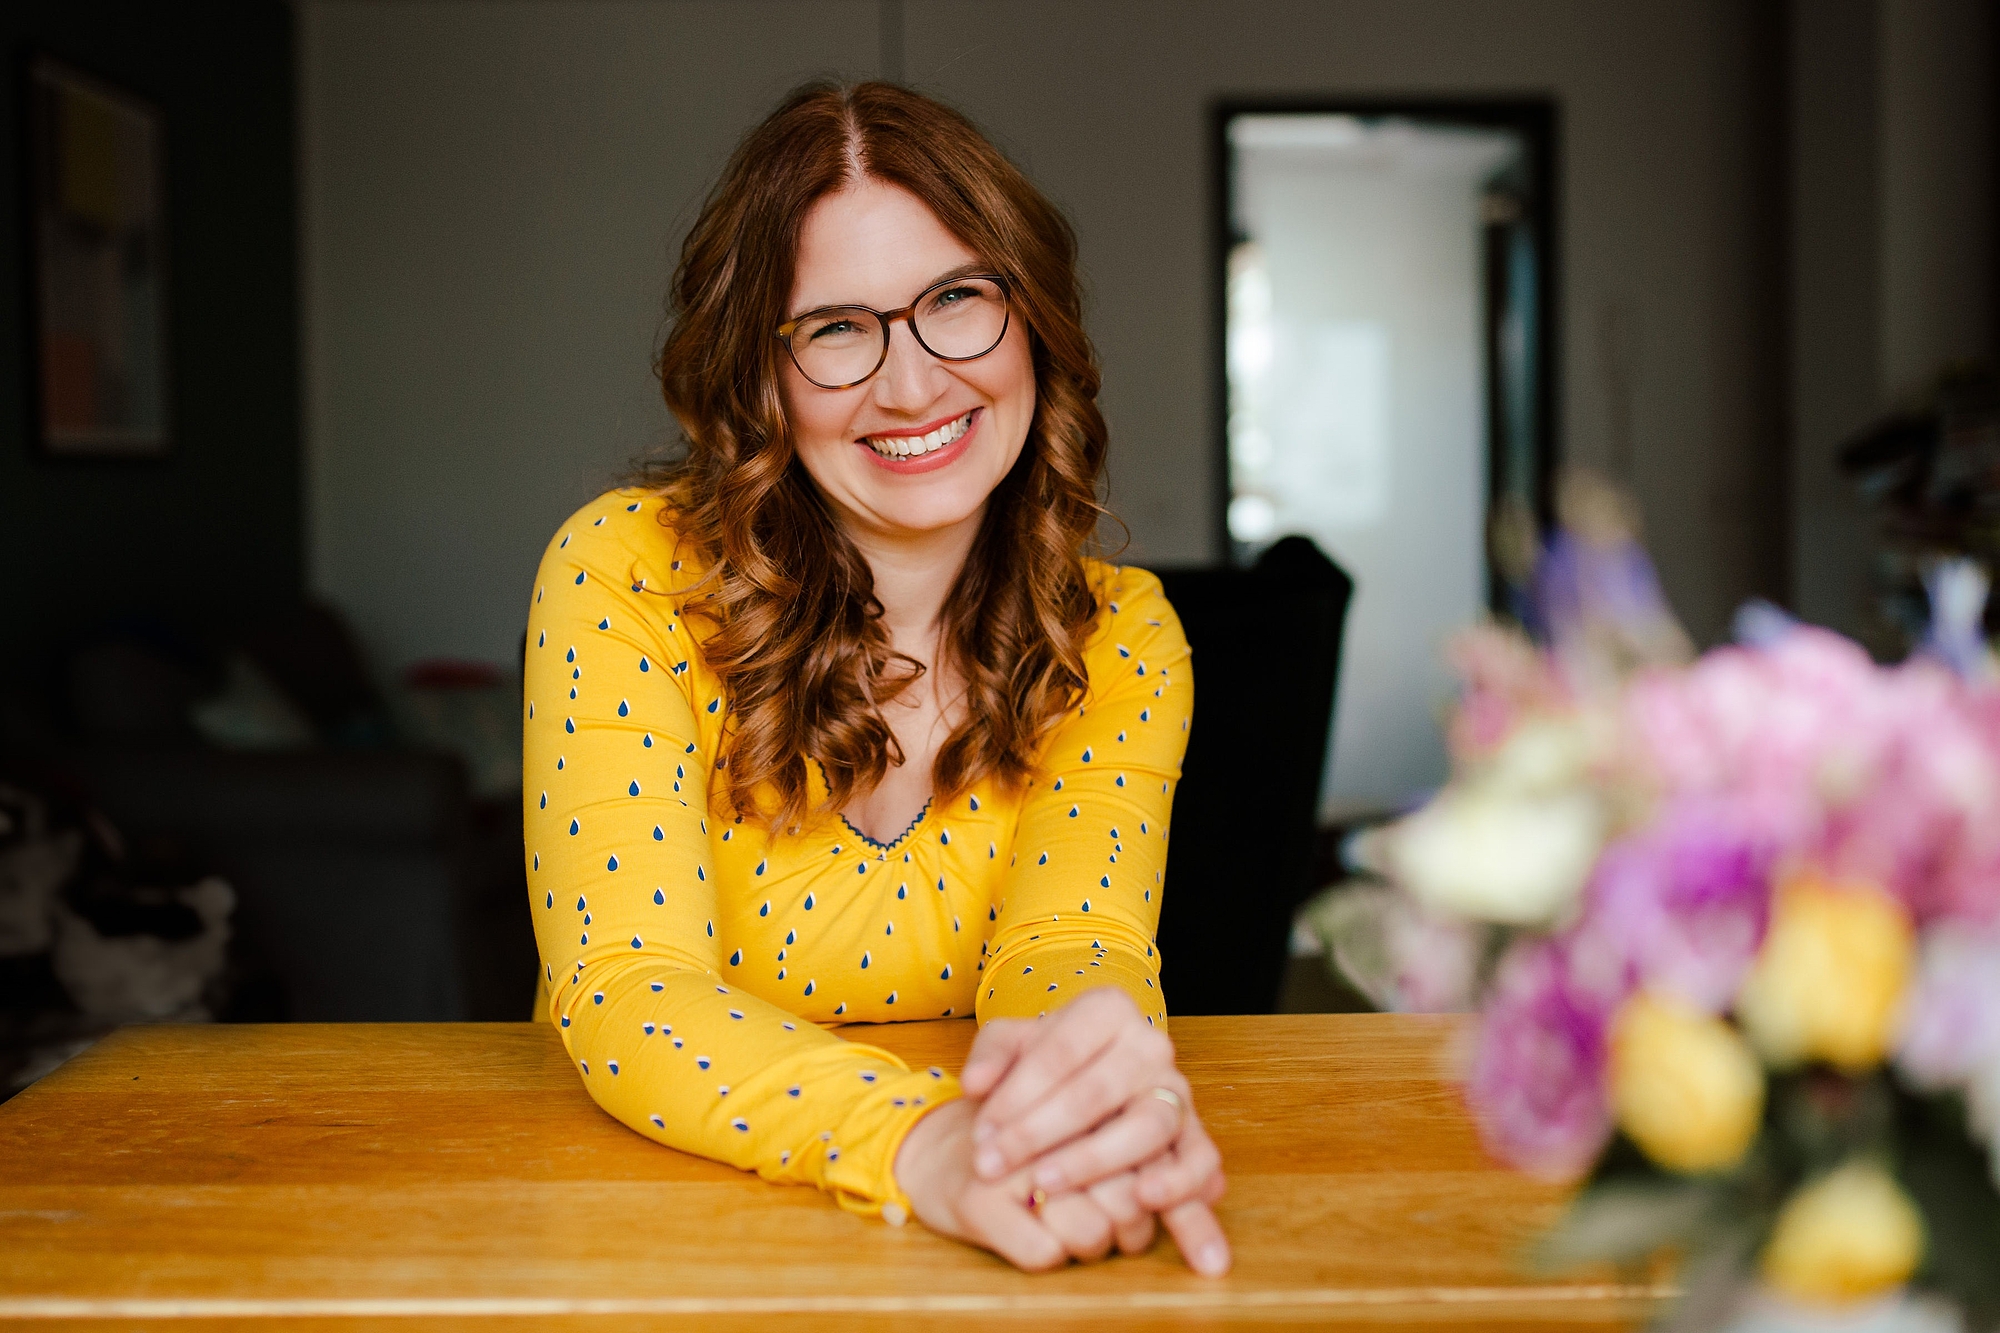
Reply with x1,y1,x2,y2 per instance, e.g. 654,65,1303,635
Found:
867,411,972,459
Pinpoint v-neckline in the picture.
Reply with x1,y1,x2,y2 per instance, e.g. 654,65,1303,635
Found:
810,758,932,853
838,800,932,853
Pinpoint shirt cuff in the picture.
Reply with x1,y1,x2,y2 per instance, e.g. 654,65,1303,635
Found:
824,1064,963,1220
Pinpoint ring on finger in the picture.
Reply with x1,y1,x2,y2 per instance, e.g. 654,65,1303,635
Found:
1028,1186,1048,1212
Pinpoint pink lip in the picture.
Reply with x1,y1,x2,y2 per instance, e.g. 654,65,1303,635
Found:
854,407,981,475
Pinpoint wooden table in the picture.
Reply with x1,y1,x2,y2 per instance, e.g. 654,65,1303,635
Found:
0,1015,1666,1330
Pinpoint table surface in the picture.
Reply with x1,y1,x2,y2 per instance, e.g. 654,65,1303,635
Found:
0,1014,1667,1330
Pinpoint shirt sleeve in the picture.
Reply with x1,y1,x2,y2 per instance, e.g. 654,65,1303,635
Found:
977,568,1192,1030
523,497,958,1218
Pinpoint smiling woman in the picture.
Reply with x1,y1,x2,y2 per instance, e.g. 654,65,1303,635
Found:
523,82,1227,1276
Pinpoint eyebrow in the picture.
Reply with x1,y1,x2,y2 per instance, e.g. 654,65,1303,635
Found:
789,262,994,319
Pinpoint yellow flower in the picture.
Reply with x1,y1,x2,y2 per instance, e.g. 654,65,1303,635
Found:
1735,875,1914,1072
1761,1161,1925,1303
1609,991,1765,1173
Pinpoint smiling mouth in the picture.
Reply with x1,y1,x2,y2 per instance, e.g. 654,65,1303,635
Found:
862,409,975,460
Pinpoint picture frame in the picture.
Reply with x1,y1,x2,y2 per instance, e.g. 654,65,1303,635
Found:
25,54,172,458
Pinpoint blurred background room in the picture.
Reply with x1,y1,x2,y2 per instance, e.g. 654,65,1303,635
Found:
0,0,1993,1092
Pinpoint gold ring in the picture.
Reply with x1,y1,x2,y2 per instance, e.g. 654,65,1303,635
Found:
1028,1186,1048,1212
1149,1086,1185,1119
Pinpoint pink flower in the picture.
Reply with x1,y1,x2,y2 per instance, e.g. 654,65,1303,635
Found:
1467,938,1621,1179
1896,926,2000,1090
1625,628,1885,813
1817,663,2000,924
1443,625,1571,762
1576,798,1776,1013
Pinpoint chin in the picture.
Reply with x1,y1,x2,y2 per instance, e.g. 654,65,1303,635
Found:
862,483,996,537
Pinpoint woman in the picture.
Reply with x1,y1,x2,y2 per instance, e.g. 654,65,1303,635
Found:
524,81,1227,1275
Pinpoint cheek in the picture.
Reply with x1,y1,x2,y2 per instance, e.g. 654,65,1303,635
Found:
781,367,857,462
980,328,1038,437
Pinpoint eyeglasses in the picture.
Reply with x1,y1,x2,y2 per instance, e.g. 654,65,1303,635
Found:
775,273,1011,390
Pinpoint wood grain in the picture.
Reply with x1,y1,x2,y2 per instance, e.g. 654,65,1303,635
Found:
0,1015,1664,1330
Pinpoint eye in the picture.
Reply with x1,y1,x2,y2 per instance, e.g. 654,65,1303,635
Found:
932,285,981,307
807,318,862,341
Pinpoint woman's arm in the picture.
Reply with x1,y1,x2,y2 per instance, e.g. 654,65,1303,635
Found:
975,568,1189,1027
525,496,951,1217
957,569,1229,1273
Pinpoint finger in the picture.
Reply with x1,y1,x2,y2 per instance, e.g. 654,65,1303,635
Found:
1085,1173,1157,1256
1025,1093,1182,1194
975,989,1147,1132
960,1186,1067,1273
1034,1190,1115,1264
1134,1116,1224,1212
1081,1169,1148,1228
978,1027,1176,1180
959,1018,1038,1097
988,1033,1181,1180
1162,1197,1231,1277
1115,1209,1157,1256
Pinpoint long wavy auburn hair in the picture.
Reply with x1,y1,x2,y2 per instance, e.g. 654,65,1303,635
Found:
641,81,1111,830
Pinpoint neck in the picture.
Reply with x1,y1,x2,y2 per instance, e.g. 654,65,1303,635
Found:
840,506,985,663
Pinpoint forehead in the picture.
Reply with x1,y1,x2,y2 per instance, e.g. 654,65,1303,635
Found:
790,178,980,312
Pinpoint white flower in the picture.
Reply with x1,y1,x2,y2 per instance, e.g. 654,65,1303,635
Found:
1484,714,1604,794
1307,883,1487,1013
1389,785,1606,925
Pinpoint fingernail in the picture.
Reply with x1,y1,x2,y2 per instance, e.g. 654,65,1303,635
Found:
975,1147,1004,1178
1195,1242,1229,1276
1033,1163,1064,1190
971,1121,995,1145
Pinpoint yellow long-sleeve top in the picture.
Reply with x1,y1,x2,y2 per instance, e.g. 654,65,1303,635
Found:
523,491,1192,1218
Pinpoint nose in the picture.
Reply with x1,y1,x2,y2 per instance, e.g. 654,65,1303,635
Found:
869,317,945,415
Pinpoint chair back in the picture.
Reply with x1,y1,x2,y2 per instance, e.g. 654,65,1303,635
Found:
1154,537,1353,1014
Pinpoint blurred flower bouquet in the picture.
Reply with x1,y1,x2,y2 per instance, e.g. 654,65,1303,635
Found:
1323,473,2000,1330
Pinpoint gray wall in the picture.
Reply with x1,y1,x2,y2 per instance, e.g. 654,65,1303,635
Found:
1790,0,1996,645
302,1,878,673
303,0,1794,675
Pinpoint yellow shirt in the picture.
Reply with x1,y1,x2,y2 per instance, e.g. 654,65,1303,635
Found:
523,490,1192,1216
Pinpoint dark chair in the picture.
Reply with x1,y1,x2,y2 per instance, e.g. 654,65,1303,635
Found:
1154,537,1353,1015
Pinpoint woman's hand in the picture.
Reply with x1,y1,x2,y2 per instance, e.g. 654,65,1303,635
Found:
893,1098,1157,1269
959,987,1231,1276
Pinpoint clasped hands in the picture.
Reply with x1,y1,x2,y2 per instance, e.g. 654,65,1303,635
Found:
892,987,1229,1274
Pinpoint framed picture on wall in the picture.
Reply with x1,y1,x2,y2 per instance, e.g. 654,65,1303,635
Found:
25,55,172,458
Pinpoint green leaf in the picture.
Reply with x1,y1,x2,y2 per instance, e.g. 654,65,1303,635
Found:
1898,1087,2000,1331
1533,1178,1723,1272
1653,1226,1760,1333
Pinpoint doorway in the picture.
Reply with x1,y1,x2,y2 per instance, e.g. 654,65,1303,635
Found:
1214,101,1558,816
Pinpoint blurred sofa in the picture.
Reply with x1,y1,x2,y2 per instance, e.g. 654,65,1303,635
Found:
6,602,533,1023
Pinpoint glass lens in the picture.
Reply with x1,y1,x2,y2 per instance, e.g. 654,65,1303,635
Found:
791,308,886,386
912,278,1007,359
